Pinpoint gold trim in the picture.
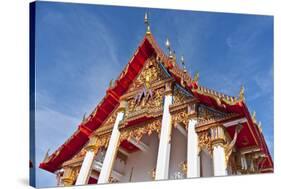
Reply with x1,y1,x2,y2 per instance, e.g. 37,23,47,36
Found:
119,118,161,142
198,131,212,155
192,85,243,107
85,137,101,153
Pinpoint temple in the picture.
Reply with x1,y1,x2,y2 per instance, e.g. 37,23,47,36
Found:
39,13,273,186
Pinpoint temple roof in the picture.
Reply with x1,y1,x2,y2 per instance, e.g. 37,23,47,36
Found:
39,31,273,173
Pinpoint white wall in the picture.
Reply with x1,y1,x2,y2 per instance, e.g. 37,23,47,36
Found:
112,154,126,175
118,133,159,183
169,127,187,179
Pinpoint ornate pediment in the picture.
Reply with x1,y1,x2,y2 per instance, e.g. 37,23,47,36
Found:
128,56,169,92
126,86,164,119
124,56,170,119
96,56,169,134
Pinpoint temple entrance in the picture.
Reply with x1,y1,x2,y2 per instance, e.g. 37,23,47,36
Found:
112,132,160,183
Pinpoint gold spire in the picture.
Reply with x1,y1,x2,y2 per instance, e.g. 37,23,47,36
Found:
165,38,170,48
165,38,173,58
181,55,186,72
144,12,151,34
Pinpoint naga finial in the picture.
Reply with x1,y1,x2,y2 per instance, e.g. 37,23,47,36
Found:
193,72,199,82
252,111,257,123
82,112,87,123
109,79,114,88
43,148,50,162
144,12,151,34
258,121,262,132
239,85,245,100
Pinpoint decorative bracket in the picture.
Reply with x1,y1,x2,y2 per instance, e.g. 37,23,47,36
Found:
224,124,243,164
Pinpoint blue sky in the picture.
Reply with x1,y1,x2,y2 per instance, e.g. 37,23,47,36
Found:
34,1,273,187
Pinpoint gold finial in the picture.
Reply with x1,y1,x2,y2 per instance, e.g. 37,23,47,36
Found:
239,85,245,100
109,79,114,88
165,38,173,58
165,38,170,47
144,12,148,23
193,72,199,82
144,12,151,34
181,55,186,72
258,121,262,132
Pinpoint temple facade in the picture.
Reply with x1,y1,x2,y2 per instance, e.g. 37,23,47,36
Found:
39,13,273,186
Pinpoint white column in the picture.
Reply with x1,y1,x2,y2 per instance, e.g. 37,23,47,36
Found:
98,109,125,184
213,144,227,176
155,94,173,180
241,154,247,170
75,150,96,185
187,119,200,178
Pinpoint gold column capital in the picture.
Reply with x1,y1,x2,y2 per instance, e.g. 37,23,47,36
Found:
117,100,128,113
61,167,77,186
164,81,174,96
85,136,100,153
210,125,227,147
